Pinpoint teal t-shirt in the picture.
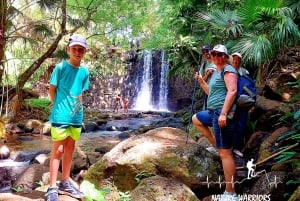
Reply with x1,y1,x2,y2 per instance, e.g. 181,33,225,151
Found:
207,65,237,109
49,61,89,125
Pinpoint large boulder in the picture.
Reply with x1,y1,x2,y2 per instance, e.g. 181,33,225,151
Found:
131,176,199,201
85,127,221,193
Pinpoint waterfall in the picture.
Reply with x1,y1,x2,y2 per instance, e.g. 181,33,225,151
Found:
133,50,169,111
134,50,153,110
158,51,169,111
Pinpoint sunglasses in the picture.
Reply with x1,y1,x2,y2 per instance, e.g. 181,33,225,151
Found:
202,49,209,54
211,52,225,57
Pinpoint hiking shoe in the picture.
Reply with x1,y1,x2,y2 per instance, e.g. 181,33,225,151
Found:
233,149,244,157
45,187,58,201
206,146,219,156
220,191,238,201
58,180,84,199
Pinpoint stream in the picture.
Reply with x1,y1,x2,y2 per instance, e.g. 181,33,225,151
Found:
0,111,183,193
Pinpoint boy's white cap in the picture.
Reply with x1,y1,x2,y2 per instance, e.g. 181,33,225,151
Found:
68,35,87,48
232,52,242,59
212,44,228,56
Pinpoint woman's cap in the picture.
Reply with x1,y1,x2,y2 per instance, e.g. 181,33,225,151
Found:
232,52,242,59
212,44,228,55
68,35,87,48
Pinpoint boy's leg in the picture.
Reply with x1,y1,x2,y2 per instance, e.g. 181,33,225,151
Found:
49,140,65,187
61,136,75,180
58,127,84,199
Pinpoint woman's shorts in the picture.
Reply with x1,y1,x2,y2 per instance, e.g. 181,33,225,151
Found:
51,123,82,142
195,109,235,149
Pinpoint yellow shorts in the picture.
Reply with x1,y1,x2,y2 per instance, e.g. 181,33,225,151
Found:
51,125,82,141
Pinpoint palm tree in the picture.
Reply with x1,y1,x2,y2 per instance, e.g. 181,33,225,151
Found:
194,0,300,86
235,0,300,65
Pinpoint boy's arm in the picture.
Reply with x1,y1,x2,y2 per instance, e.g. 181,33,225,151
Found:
49,85,57,103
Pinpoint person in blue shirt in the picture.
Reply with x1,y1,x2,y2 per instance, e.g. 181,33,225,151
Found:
45,34,89,201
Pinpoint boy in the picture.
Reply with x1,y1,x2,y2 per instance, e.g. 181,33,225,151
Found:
45,34,89,201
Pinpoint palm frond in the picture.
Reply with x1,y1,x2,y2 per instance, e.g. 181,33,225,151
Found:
194,9,243,41
232,33,274,66
287,0,300,15
238,0,285,27
271,16,300,47
33,24,53,37
36,0,60,11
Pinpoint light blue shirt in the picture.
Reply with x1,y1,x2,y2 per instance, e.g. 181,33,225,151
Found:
49,61,89,125
207,65,237,109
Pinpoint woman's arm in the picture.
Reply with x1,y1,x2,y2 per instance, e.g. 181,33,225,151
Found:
221,72,237,116
219,72,237,127
195,72,209,94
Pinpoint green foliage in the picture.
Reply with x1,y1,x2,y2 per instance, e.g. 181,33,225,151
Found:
275,106,300,163
119,191,131,201
11,186,23,192
191,0,300,70
33,24,53,37
273,78,300,200
36,180,44,187
25,98,51,112
232,33,274,67
80,180,110,201
134,170,156,184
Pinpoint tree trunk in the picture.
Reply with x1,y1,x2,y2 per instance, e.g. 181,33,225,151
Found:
0,0,7,84
14,0,94,116
15,0,67,103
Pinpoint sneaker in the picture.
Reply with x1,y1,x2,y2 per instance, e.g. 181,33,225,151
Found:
58,180,84,199
45,187,58,201
233,149,244,157
206,146,219,156
220,191,238,201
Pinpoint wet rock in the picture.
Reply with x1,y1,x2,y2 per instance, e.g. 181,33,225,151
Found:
72,148,89,171
257,127,289,162
131,176,199,201
39,121,51,135
85,127,221,194
24,119,42,133
14,150,50,162
13,164,49,191
95,147,110,154
107,125,118,131
0,192,44,201
83,121,98,132
117,132,131,140
250,171,286,201
0,144,10,159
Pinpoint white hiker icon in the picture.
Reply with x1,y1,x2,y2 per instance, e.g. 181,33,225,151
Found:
247,158,256,179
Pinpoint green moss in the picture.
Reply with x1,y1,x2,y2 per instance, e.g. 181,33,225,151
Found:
25,98,51,113
85,160,106,186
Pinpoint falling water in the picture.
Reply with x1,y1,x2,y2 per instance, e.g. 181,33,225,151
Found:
157,51,169,111
133,50,169,111
134,50,153,110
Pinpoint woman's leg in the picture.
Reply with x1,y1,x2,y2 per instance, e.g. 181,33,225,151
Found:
192,112,216,146
218,148,236,193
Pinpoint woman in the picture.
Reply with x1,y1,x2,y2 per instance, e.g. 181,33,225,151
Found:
192,44,238,199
